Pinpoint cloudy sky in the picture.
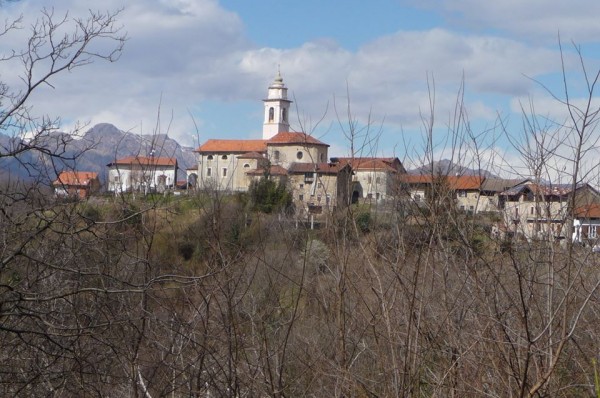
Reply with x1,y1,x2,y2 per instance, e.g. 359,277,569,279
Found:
3,0,600,176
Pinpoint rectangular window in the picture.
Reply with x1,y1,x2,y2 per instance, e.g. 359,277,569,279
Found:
326,194,331,205
530,206,534,215
222,168,227,178
458,190,467,197
299,184,304,189
299,194,304,201
317,195,322,202
206,167,212,177
460,205,465,211
317,182,322,188
591,226,597,239
368,176,372,184
114,175,119,182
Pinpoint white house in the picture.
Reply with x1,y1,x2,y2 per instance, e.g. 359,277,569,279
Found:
107,156,178,194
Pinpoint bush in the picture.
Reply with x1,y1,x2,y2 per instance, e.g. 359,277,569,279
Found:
249,178,293,214
355,211,371,233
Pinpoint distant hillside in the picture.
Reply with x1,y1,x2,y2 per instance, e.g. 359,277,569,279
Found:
408,159,497,178
0,123,197,186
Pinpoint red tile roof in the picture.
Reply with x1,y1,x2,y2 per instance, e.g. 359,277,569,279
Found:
108,156,177,167
237,151,266,159
53,171,98,186
401,174,433,184
401,174,483,190
448,176,483,190
246,165,288,176
267,132,329,146
288,162,348,175
337,157,399,172
197,139,267,153
575,203,600,218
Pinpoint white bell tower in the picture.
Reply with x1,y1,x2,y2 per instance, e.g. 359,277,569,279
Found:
262,70,292,139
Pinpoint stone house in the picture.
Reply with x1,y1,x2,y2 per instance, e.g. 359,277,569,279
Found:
287,162,352,216
335,157,406,203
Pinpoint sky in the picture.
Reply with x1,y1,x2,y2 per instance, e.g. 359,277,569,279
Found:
3,0,600,178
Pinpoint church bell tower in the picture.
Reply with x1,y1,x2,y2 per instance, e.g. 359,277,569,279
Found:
262,70,292,139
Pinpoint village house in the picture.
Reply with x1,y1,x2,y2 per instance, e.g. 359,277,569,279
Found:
499,181,600,239
287,161,352,216
53,171,100,199
335,157,406,203
479,178,529,212
449,175,484,213
107,156,178,194
401,174,485,212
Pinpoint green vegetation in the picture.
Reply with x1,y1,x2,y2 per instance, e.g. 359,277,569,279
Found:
248,177,293,214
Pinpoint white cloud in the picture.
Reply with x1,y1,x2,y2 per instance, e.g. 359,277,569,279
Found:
413,0,600,44
0,0,593,153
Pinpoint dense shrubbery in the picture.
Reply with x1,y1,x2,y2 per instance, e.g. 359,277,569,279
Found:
248,177,293,214
5,191,600,397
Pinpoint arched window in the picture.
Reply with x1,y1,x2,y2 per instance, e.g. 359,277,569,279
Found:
274,150,280,161
221,155,228,160
269,107,274,122
296,151,303,160
207,155,213,161
243,163,250,168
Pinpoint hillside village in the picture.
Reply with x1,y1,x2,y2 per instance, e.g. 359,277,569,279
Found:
50,72,600,244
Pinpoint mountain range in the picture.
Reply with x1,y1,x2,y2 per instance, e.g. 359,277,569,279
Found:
0,123,197,185
408,158,497,178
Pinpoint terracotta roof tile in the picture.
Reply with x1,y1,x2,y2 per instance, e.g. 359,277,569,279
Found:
575,203,600,218
336,157,399,171
401,174,433,184
237,151,266,159
288,162,347,175
246,165,288,176
267,132,329,146
448,176,483,190
197,139,267,153
401,174,483,190
53,171,98,186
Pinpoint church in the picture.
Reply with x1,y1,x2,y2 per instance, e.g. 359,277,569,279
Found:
194,72,352,215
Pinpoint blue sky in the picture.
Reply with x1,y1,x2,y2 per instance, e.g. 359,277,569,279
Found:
3,0,600,177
